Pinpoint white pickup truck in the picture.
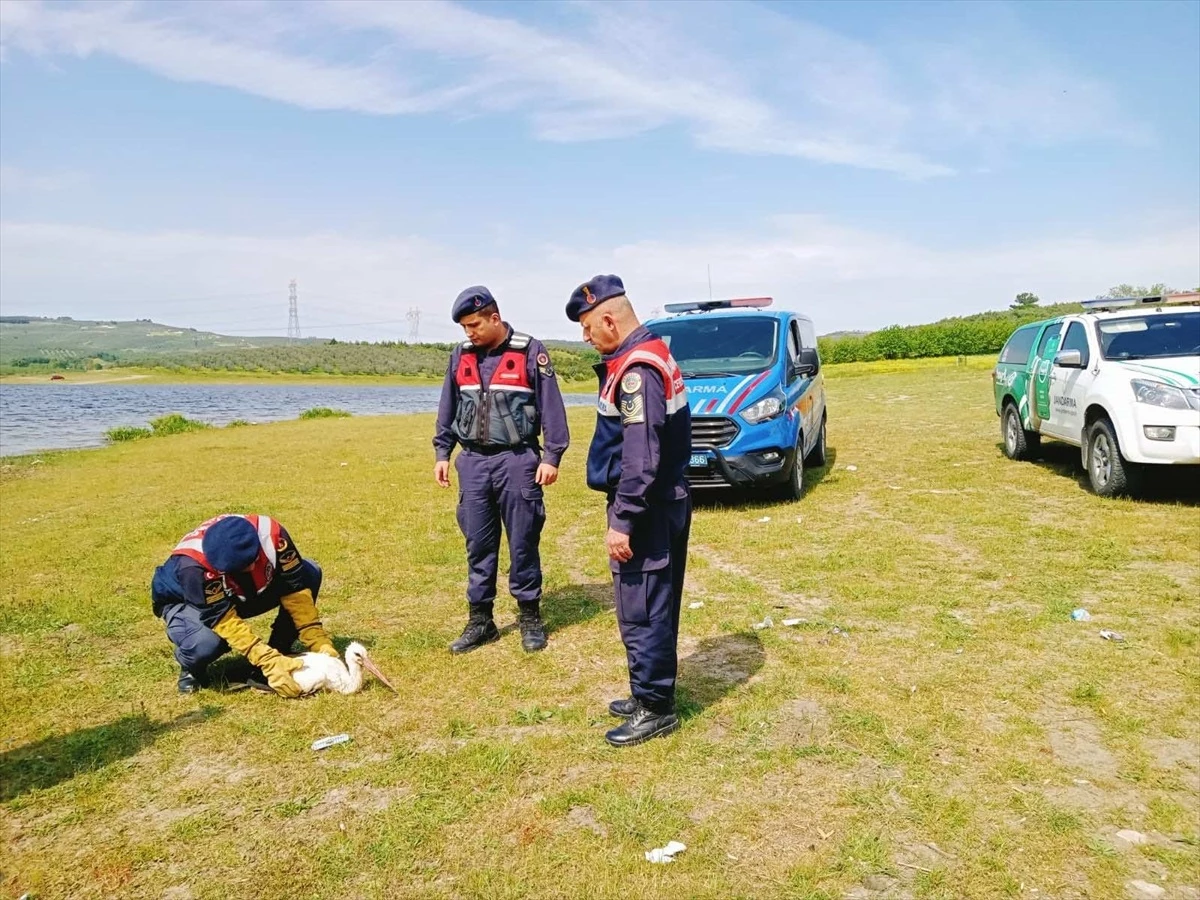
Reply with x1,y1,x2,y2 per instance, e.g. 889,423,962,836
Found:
993,293,1200,496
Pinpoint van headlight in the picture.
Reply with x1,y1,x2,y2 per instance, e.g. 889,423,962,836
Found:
740,393,785,424
1131,379,1190,410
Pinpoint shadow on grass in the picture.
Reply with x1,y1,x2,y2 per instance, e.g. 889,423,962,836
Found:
677,632,765,721
1002,441,1200,506
0,706,221,802
691,447,838,510
541,583,613,636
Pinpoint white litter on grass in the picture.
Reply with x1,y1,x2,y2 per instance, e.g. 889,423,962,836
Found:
688,602,705,610
757,516,771,523
645,841,686,864
311,734,352,751
1116,829,1148,846
845,465,858,471
752,616,773,630
1099,630,1126,642
781,618,803,627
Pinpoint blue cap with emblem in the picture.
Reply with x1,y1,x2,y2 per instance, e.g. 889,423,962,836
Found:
566,274,625,322
452,285,498,323
202,516,261,573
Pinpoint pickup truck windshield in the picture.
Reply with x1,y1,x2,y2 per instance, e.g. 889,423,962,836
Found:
1097,311,1200,361
650,317,779,377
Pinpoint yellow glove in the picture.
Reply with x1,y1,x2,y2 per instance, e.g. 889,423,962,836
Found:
212,610,304,697
257,650,304,698
279,589,337,657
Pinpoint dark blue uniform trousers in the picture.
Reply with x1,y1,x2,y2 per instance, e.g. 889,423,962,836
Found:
611,490,692,714
162,561,323,672
455,446,546,608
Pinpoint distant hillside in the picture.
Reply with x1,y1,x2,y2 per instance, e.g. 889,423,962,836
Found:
0,316,316,366
0,316,601,380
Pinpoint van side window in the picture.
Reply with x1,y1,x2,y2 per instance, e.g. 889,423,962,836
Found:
999,325,1038,365
799,320,817,348
787,321,801,364
1059,321,1091,367
1035,323,1062,360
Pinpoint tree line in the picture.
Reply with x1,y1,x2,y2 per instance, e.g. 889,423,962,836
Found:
815,283,1193,364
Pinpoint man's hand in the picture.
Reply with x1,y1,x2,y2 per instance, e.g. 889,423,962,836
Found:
606,527,633,563
434,460,452,488
535,463,559,486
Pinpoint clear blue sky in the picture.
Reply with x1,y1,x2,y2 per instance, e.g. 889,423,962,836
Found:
1,0,1197,342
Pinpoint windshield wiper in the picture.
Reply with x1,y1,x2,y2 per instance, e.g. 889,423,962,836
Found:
682,371,739,379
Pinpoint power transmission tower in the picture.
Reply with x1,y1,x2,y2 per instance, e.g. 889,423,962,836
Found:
407,306,421,343
287,279,301,342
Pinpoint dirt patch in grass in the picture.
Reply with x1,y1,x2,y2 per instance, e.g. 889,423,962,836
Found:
1145,737,1200,792
1041,709,1119,778
303,784,412,822
563,804,608,838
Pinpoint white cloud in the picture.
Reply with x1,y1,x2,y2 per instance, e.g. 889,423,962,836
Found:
0,0,1134,178
3,217,1196,339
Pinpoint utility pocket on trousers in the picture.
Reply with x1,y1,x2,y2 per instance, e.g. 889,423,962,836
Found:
613,554,669,625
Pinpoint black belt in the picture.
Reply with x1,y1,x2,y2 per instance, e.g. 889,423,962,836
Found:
461,443,532,456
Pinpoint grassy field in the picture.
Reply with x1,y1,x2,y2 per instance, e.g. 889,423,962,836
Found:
1,359,1197,899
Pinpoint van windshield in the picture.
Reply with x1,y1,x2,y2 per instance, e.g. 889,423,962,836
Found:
649,316,779,377
1097,311,1200,361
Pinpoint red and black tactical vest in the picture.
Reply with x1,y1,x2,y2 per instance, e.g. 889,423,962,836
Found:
171,514,281,599
452,332,540,447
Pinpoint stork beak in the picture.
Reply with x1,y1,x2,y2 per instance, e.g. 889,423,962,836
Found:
360,654,398,694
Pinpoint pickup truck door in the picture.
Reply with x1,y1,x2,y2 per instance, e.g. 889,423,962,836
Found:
1031,323,1063,428
1045,320,1094,443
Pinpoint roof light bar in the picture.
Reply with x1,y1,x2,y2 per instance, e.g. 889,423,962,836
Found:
663,297,774,314
1081,291,1200,312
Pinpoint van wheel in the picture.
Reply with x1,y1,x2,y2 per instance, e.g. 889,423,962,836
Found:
1002,403,1040,460
780,436,804,501
1086,417,1138,497
804,416,827,467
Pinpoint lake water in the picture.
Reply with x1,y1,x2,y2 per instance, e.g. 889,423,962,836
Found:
0,382,596,457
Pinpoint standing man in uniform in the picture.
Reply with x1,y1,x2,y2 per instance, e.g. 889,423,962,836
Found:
435,286,569,654
151,514,336,696
566,275,692,747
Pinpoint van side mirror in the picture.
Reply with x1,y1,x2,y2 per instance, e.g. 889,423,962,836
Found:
793,347,820,378
1054,349,1084,368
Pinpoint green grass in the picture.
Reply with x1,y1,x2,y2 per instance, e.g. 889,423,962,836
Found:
1,359,1198,899
299,407,353,420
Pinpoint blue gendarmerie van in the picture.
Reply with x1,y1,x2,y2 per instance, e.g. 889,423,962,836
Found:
646,297,827,499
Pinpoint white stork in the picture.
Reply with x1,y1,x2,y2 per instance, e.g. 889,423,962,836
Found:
292,642,397,696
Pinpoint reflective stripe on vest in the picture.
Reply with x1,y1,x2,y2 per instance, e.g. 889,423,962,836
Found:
598,339,689,417
451,333,539,446
171,514,280,598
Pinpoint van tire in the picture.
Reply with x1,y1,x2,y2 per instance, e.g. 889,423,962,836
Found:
1002,403,1040,461
804,415,827,467
780,436,805,501
1086,417,1138,497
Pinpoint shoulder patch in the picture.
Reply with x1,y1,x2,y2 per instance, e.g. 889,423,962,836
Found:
536,352,549,367
204,579,226,604
620,371,642,394
620,393,645,425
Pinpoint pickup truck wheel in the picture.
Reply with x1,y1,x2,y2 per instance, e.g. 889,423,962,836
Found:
804,416,827,467
1002,403,1040,461
1086,417,1137,497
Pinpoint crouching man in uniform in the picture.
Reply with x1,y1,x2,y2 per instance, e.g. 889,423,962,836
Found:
566,275,692,747
151,514,338,696
434,286,569,654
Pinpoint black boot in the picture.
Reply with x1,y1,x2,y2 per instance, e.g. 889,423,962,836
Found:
450,608,500,654
517,603,547,653
177,667,204,695
608,697,637,718
604,703,679,747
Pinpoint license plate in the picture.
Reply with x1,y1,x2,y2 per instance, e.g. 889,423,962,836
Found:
689,452,710,469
